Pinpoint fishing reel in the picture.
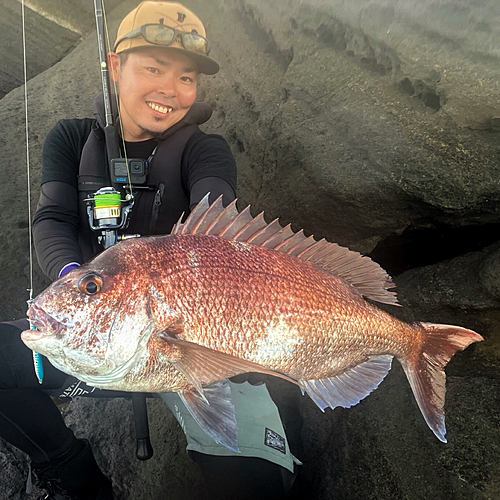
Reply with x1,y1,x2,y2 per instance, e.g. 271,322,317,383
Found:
85,187,138,249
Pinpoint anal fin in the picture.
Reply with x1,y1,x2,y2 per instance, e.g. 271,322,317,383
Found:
301,355,393,411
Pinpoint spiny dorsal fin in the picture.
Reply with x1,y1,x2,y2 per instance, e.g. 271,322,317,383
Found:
171,194,399,305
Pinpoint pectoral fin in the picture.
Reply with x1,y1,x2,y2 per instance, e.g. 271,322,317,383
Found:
157,335,303,451
158,335,301,452
158,334,299,395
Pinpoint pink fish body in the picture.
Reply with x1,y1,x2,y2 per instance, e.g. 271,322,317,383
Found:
22,196,483,449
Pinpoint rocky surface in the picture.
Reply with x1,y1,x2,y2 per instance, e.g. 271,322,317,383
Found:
0,0,123,98
1,398,207,500
0,0,499,499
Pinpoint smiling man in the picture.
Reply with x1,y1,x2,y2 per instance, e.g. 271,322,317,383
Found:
0,2,299,499
112,48,199,139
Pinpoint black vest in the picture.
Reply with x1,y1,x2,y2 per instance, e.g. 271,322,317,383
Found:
77,95,212,261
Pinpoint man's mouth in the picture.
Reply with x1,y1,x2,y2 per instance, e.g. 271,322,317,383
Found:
147,101,173,115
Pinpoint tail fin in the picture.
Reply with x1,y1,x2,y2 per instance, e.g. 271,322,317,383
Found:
401,323,483,443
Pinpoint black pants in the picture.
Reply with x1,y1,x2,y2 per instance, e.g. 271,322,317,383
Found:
0,319,79,464
0,320,296,497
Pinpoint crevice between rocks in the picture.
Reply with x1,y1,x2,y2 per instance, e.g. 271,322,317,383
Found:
298,12,449,113
369,222,500,276
301,13,400,76
236,1,294,73
398,77,445,111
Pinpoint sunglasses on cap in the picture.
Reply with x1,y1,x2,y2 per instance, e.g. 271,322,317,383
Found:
114,23,211,56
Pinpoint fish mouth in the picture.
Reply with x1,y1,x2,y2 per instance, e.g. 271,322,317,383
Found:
23,304,67,341
23,302,156,389
22,303,120,378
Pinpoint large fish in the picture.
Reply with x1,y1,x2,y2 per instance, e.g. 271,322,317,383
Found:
22,195,483,450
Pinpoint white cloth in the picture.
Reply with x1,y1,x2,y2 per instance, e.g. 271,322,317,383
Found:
157,381,302,472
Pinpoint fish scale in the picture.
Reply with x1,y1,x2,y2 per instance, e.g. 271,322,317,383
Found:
129,234,415,380
22,195,483,449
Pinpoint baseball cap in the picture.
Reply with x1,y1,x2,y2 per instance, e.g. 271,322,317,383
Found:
114,1,219,75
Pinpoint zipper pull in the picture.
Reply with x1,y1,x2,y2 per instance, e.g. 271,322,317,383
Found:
149,183,165,233
154,186,163,207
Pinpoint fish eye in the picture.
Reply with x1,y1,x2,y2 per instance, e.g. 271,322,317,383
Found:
78,273,103,296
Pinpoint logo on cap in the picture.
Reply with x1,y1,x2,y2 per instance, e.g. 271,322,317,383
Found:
177,12,186,22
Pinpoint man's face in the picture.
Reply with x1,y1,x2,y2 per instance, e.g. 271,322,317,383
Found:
109,47,198,141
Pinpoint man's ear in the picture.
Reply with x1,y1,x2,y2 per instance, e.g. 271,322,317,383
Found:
108,52,121,83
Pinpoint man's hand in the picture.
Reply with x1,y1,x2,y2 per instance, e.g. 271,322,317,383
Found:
58,262,81,278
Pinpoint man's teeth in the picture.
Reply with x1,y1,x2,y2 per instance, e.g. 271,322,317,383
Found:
147,102,172,114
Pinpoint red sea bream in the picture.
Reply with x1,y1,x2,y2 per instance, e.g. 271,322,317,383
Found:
22,195,483,450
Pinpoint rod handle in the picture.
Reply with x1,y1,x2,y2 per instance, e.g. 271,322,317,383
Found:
131,393,154,460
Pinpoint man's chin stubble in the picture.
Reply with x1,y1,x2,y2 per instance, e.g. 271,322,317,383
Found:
140,121,168,139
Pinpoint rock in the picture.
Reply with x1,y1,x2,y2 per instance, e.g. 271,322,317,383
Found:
0,398,206,500
1,0,499,307
479,244,500,300
190,0,500,252
295,370,499,500
0,0,123,98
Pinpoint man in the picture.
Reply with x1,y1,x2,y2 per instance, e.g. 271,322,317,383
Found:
0,2,299,499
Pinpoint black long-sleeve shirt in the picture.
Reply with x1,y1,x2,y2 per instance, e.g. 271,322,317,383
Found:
33,118,237,281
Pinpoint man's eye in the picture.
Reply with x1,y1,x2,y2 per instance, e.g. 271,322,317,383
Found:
181,76,193,83
147,67,160,74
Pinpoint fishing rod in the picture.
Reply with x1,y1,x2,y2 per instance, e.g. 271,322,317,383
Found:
22,0,153,462
89,0,137,250
92,0,154,461
91,0,153,250
20,0,44,389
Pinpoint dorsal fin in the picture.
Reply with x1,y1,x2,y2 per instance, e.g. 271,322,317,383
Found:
171,194,399,305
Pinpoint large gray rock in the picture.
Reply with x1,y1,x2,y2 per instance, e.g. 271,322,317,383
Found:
0,0,123,98
1,0,499,310
190,0,500,251
0,0,498,498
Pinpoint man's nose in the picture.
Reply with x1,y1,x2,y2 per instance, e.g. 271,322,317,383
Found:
157,73,177,96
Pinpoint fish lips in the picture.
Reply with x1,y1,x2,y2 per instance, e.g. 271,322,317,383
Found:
22,304,68,342
22,306,114,376
23,304,106,363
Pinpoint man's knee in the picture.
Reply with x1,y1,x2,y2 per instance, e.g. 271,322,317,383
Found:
0,319,70,391
0,319,30,388
189,452,298,499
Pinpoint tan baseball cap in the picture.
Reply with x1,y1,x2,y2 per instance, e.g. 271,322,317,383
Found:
114,1,219,75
